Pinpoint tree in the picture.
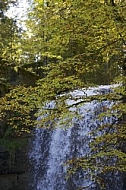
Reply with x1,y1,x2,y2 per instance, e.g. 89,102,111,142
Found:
20,0,125,83
23,0,126,187
0,0,20,96
0,0,34,149
0,0,126,187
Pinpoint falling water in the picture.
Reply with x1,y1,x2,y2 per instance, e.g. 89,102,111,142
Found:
28,85,124,190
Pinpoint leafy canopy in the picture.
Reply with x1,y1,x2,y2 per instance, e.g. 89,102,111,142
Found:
0,0,126,186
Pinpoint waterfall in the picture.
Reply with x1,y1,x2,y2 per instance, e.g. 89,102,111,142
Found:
28,85,124,190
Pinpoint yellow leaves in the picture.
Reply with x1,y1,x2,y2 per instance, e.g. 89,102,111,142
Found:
37,7,43,11
0,84,37,141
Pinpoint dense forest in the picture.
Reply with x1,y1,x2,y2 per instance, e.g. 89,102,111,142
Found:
0,0,126,188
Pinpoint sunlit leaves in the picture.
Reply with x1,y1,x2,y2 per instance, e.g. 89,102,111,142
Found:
0,0,126,185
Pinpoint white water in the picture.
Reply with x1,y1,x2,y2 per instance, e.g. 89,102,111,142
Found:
28,85,124,190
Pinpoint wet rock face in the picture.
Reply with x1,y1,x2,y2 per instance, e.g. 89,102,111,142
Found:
0,146,29,190
0,149,10,174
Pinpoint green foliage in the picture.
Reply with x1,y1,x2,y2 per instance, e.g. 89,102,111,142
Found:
0,127,27,151
0,0,19,61
0,0,126,187
0,0,19,96
0,85,37,130
65,84,126,188
21,0,125,84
